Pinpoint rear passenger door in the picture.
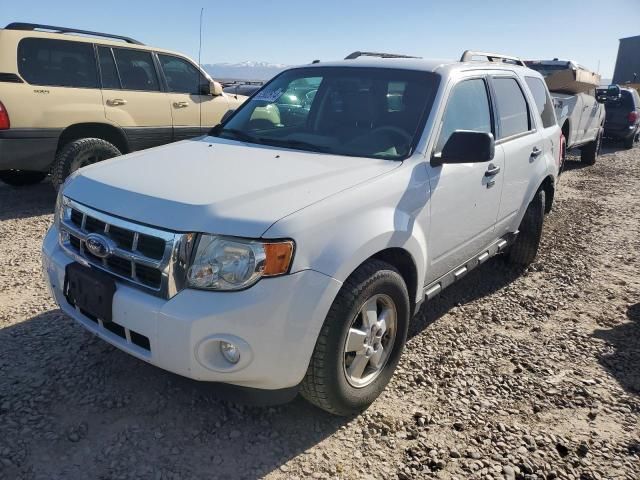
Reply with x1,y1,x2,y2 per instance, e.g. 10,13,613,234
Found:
98,46,172,151
426,76,505,281
490,75,545,234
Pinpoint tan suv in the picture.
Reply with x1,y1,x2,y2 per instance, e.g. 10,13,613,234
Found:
0,23,246,188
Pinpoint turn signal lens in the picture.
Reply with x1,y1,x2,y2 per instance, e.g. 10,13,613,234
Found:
263,241,294,276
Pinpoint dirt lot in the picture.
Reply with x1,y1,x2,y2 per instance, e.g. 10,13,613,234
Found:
0,145,638,480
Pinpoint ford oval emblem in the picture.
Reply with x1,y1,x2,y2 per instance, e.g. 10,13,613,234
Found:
85,233,115,259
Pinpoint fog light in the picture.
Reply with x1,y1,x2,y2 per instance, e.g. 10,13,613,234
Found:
220,341,240,364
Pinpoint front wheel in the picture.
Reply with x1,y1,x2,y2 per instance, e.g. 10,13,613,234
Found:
301,260,410,416
0,170,47,187
507,189,545,266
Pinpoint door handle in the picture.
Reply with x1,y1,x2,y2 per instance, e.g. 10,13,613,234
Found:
106,98,127,106
531,147,543,158
484,164,501,176
173,101,189,108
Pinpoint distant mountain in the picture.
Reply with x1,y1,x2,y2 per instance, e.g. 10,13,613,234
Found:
202,61,290,81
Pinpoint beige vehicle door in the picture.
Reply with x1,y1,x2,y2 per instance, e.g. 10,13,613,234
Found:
156,53,230,138
98,46,172,151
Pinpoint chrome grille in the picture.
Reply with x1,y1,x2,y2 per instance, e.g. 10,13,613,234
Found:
58,198,194,299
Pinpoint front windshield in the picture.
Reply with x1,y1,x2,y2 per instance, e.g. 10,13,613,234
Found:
215,67,440,160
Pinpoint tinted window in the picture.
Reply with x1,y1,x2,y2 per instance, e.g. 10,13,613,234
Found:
219,67,439,160
17,38,98,88
525,76,555,128
98,47,120,89
158,54,203,94
493,77,531,139
113,49,160,91
436,78,492,152
606,90,635,110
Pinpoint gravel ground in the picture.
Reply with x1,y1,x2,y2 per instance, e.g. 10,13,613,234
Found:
0,145,638,480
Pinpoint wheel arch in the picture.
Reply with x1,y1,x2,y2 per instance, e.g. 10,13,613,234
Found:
561,119,571,146
57,123,129,154
539,174,555,214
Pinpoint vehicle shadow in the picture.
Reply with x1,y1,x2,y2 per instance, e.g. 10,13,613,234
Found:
409,256,522,339
0,309,349,480
592,303,640,396
0,180,55,221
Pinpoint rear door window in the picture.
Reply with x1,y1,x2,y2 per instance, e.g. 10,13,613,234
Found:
112,48,160,92
492,77,532,139
525,76,556,128
97,47,121,89
435,78,493,152
17,38,98,88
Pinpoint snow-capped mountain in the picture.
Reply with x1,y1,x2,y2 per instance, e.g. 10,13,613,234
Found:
202,61,291,81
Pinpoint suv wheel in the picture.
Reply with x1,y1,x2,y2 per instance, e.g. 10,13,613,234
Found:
581,129,602,165
623,131,638,150
52,138,121,190
301,260,410,415
507,189,545,266
0,170,47,187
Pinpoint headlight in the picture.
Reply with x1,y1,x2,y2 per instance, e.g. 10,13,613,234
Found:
186,235,294,291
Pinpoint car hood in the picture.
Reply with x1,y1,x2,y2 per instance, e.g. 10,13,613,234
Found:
64,137,400,237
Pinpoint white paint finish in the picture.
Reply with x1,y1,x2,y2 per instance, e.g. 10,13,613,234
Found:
43,226,342,390
553,92,604,148
64,138,400,237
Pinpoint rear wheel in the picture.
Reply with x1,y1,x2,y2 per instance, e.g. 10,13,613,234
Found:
507,189,545,267
0,170,47,187
623,131,637,149
581,129,602,165
52,138,121,190
301,260,410,416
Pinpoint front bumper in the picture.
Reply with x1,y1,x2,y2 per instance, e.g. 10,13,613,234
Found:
42,224,342,390
0,129,60,171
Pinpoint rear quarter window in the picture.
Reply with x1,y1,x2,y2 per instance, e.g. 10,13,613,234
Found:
17,38,99,89
525,76,556,128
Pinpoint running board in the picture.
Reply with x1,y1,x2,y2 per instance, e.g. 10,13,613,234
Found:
422,233,517,301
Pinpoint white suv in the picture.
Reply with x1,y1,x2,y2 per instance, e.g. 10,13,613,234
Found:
42,50,561,415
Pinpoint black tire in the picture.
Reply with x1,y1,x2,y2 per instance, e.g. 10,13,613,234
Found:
301,259,410,416
52,138,121,190
507,189,545,267
623,132,636,150
580,129,602,165
0,170,47,187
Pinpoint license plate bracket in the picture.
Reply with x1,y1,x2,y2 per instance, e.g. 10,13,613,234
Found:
64,263,116,323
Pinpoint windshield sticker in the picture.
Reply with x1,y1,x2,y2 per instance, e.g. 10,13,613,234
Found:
253,88,284,102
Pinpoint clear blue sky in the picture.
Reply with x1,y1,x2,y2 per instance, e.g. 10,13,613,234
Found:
2,0,638,77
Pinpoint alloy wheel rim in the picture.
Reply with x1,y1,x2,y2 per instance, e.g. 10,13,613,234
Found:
342,294,397,388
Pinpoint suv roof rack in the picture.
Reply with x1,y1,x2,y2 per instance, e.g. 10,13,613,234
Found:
460,50,525,67
4,22,144,45
345,51,421,60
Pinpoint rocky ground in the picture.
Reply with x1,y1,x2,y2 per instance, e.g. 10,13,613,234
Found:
0,145,638,480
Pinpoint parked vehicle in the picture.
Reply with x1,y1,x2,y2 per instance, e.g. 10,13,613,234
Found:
0,23,246,188
598,85,640,149
526,59,605,166
42,50,561,415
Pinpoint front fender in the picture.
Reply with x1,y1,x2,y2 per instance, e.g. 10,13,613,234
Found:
263,161,431,305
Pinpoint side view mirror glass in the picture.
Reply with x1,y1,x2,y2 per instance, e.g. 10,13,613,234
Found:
432,131,495,166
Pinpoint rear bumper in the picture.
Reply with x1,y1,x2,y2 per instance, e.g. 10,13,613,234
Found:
603,124,638,140
0,129,60,171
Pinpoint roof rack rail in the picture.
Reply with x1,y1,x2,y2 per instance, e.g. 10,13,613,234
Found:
460,50,525,67
4,22,144,45
345,51,421,60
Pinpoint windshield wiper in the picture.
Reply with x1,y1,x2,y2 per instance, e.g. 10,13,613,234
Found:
217,128,261,144
257,138,331,153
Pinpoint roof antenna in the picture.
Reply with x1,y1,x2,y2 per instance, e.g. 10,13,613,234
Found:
198,7,204,133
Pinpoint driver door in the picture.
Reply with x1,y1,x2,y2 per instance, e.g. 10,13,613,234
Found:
425,76,504,282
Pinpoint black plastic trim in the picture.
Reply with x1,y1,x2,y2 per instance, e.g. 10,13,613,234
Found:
6,22,144,45
0,128,62,139
0,73,23,83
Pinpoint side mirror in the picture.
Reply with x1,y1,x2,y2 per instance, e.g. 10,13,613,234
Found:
596,95,607,104
201,80,224,96
432,131,495,166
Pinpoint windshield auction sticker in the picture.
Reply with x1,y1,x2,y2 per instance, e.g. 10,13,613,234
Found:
253,87,284,102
